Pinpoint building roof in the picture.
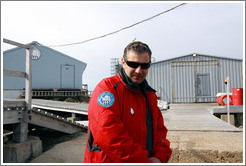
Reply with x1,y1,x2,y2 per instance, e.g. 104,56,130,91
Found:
3,41,87,66
152,53,243,64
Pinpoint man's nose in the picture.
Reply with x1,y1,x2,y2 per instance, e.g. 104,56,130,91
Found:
135,65,142,73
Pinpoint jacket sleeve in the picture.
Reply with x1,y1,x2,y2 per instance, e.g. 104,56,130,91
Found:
151,95,172,163
88,79,150,163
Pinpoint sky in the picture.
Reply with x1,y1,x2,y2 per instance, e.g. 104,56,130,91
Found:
1,1,244,91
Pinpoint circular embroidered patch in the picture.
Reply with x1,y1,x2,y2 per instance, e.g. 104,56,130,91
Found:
97,91,115,107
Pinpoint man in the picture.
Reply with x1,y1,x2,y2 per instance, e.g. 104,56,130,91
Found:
84,41,172,163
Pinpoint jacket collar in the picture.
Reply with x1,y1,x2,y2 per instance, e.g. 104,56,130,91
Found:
118,67,156,93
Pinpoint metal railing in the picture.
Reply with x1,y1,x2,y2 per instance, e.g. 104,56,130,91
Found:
31,90,87,97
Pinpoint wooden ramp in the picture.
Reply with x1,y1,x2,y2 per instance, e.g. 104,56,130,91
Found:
3,99,87,134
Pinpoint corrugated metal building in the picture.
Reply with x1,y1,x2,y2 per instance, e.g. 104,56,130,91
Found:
3,41,87,93
147,53,243,103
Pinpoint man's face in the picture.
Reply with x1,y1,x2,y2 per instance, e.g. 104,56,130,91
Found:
121,51,150,85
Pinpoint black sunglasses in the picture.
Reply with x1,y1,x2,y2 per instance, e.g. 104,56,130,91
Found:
124,58,151,69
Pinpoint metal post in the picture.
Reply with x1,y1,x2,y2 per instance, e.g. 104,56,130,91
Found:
171,64,174,103
25,48,32,112
194,61,197,103
227,76,230,124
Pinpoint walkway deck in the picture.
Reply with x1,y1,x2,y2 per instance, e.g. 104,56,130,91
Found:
4,99,242,134
32,99,88,115
163,103,242,132
32,100,242,132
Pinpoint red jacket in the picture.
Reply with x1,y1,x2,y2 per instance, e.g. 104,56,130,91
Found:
84,73,172,163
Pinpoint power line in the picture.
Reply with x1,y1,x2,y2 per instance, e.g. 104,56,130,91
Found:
47,3,187,47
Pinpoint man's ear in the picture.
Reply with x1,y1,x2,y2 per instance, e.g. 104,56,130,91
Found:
121,58,125,68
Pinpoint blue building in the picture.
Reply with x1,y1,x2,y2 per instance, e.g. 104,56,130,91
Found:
3,41,87,98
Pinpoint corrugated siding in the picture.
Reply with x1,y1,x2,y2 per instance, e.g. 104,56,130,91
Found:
147,54,243,103
219,58,243,91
